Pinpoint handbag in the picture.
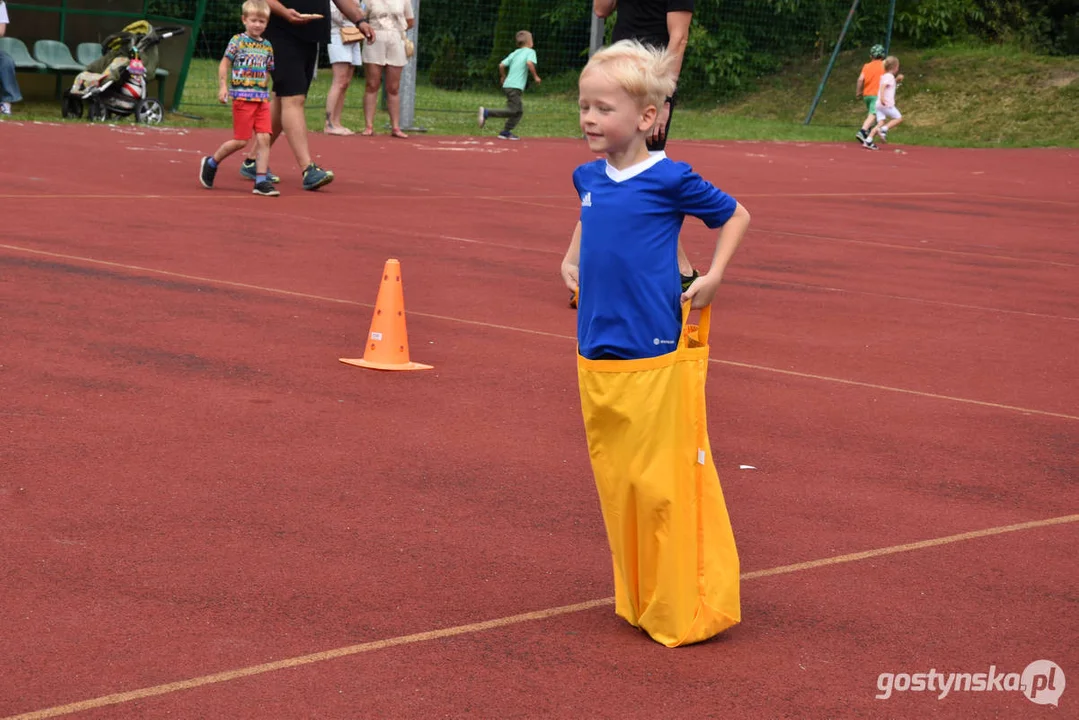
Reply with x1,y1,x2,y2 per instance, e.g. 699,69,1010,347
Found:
340,26,364,44
403,31,414,58
577,304,741,647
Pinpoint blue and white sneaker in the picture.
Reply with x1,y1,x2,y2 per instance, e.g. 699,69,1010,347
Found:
240,158,280,183
497,131,520,141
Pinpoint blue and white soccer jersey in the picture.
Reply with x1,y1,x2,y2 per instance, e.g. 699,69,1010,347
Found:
574,153,738,360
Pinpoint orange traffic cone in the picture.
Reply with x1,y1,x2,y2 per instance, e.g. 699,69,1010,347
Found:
340,259,432,371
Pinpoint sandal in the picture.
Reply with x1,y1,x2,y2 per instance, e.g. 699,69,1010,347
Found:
360,128,374,136
391,128,408,139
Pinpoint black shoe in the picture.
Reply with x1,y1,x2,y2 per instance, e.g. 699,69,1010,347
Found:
856,129,868,141
240,158,280,183
199,157,217,188
253,181,280,196
497,131,520,141
681,269,700,293
862,139,879,150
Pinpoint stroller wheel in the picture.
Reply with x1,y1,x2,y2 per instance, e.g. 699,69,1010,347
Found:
135,98,164,125
61,93,84,120
88,98,109,122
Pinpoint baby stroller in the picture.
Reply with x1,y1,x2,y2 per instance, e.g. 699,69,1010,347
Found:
62,20,186,124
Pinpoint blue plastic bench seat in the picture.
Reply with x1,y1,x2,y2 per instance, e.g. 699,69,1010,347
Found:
33,40,86,72
0,37,46,70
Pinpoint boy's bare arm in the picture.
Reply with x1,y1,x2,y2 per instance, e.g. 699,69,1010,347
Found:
527,61,541,83
217,57,232,103
561,222,582,292
499,63,507,84
593,0,617,18
855,72,865,97
682,203,751,308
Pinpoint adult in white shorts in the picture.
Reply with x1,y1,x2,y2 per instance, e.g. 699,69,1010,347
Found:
325,0,365,135
360,0,414,137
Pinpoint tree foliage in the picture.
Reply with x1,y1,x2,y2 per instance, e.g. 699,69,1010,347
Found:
189,0,1078,97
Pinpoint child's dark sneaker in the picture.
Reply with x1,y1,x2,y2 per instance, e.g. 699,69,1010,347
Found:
878,127,888,143
862,138,879,150
253,181,280,196
478,107,487,128
856,128,868,141
302,163,334,190
681,269,700,293
497,131,520,141
240,158,280,183
199,157,217,188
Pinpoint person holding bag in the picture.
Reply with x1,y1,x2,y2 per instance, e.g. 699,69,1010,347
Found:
359,0,414,137
562,40,750,647
324,0,365,135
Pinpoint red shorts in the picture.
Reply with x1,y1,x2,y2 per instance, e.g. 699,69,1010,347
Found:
232,99,271,141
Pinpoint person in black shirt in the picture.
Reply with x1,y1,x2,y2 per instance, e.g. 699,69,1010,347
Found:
595,0,692,152
593,0,699,292
240,0,374,190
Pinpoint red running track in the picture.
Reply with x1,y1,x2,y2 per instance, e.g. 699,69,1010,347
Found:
1,122,1077,719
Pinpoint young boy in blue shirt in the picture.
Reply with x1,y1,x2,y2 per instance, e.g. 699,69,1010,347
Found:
561,40,750,360
478,30,541,141
561,40,749,645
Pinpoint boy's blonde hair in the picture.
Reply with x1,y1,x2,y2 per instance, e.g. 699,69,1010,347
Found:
242,0,270,18
581,40,677,110
515,30,533,47
883,55,900,72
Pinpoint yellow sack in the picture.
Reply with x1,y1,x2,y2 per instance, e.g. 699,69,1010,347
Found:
577,305,741,647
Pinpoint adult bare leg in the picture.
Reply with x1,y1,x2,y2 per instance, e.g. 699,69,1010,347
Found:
276,94,313,169
385,64,405,137
325,62,354,134
362,63,383,135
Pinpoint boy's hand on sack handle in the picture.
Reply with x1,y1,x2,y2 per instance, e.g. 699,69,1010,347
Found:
561,260,579,293
681,273,721,309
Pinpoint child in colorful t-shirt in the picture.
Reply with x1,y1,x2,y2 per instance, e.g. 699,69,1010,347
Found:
199,0,278,196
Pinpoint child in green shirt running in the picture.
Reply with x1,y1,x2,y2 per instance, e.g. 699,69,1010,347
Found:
478,30,541,140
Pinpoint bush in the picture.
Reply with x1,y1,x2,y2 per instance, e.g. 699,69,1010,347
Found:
429,34,471,90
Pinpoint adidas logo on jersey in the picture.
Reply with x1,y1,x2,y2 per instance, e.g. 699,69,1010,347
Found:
581,192,592,207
